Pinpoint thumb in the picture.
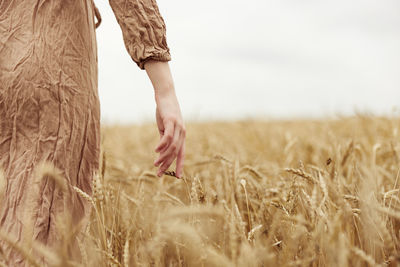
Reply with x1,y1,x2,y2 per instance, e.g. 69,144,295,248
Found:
156,107,164,136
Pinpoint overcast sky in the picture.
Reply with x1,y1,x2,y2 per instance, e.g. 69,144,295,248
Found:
95,0,400,124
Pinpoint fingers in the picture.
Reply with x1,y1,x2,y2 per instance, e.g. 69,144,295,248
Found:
154,126,179,172
175,138,185,178
154,123,185,177
155,120,174,153
157,130,183,176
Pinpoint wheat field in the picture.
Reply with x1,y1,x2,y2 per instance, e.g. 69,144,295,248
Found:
2,115,400,266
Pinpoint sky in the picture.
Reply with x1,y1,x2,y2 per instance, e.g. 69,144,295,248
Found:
95,0,400,124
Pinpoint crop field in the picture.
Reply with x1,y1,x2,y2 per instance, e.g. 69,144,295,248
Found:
3,115,400,266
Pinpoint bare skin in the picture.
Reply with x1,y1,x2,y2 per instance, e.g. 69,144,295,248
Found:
144,60,185,178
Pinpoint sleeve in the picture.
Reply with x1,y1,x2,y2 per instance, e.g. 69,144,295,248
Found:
108,0,171,70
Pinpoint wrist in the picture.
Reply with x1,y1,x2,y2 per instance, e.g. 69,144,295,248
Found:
154,84,175,101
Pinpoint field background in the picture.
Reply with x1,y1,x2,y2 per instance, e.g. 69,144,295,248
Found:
85,1,399,265
66,115,400,266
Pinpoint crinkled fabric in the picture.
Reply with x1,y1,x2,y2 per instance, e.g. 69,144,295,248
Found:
0,0,171,265
109,0,172,69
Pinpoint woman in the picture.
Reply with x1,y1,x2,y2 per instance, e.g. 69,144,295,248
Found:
0,0,185,265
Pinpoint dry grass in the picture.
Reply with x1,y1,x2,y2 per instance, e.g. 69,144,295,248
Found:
1,114,400,266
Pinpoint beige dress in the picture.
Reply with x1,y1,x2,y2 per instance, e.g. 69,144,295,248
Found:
0,0,170,265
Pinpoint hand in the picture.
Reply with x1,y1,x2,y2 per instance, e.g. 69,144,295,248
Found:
144,60,185,178
153,93,185,177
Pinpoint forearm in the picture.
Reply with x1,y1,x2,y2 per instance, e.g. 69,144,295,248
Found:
144,60,176,102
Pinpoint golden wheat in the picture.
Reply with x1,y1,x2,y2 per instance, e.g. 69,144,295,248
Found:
0,115,399,266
